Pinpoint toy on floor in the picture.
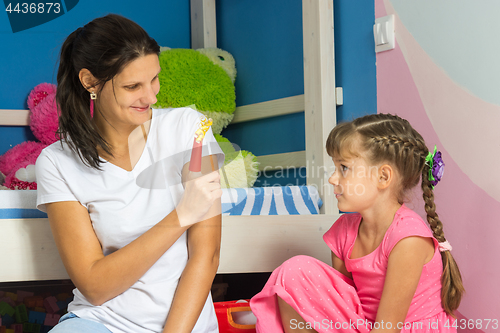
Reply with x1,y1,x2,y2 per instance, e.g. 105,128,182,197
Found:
0,290,72,333
0,83,59,190
155,47,259,188
214,300,256,333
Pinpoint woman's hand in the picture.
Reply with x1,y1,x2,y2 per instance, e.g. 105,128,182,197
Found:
176,170,222,227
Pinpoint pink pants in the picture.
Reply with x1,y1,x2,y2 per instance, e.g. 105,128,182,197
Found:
250,256,371,333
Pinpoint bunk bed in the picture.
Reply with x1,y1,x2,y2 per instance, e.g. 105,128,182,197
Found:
0,0,340,282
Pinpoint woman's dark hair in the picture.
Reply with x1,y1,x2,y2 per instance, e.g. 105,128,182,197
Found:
56,14,160,169
326,113,464,316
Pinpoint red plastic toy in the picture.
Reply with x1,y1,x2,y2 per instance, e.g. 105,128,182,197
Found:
214,300,256,333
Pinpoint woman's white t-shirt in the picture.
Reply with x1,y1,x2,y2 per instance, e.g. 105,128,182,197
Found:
35,107,224,333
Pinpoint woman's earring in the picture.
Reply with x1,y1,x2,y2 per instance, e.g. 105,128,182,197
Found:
90,91,97,118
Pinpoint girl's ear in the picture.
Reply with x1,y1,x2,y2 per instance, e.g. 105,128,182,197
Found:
79,68,98,92
377,164,394,190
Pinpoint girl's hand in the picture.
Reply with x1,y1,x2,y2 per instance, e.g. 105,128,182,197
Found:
176,170,222,227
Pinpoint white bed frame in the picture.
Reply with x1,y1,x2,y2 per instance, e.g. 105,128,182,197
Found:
0,0,341,282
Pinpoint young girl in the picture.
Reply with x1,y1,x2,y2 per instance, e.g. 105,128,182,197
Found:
250,113,464,332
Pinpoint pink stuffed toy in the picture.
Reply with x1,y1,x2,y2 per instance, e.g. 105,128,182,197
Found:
0,83,59,190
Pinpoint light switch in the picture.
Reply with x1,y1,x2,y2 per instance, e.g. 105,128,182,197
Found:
374,15,395,53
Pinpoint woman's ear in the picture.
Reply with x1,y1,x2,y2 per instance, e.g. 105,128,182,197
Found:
79,68,98,92
377,164,394,189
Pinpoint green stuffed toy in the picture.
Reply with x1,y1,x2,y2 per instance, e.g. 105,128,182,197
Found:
155,47,259,188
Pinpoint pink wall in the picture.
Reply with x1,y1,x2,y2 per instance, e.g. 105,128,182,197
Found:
375,0,500,332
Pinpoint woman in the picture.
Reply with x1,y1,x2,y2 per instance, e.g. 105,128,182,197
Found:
35,14,224,333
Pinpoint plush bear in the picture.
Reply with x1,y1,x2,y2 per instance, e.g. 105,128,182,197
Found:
0,83,59,190
155,47,259,188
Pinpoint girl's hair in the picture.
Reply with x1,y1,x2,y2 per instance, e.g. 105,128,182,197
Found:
326,113,464,316
56,14,160,169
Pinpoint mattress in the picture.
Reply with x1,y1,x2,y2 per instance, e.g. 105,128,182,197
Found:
0,186,322,219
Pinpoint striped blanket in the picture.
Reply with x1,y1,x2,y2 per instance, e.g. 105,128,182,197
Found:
221,186,322,215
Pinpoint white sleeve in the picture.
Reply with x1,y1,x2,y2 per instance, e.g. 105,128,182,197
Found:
35,149,78,213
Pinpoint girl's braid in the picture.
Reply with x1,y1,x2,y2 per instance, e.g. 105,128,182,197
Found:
421,169,446,242
371,135,427,160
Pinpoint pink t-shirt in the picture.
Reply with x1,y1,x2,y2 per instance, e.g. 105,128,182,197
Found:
323,204,445,323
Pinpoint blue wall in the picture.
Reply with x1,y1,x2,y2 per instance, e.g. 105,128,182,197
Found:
334,0,377,122
0,0,190,156
217,0,376,186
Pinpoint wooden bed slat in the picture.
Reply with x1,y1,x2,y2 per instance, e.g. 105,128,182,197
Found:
190,0,217,49
0,218,69,281
219,215,334,273
257,151,306,171
303,0,338,215
0,110,30,126
231,95,304,124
